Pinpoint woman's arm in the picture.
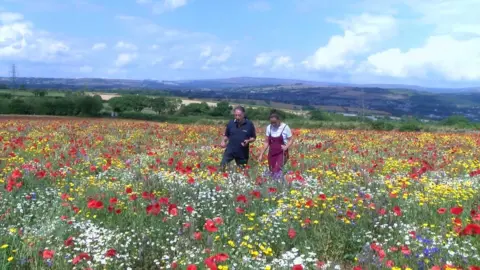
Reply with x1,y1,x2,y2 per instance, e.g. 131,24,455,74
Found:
258,136,269,156
283,125,294,150
284,135,294,149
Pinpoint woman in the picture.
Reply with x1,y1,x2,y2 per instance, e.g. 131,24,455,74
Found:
257,110,294,178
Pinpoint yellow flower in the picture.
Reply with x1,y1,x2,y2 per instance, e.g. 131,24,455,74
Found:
9,228,17,234
228,240,235,247
1,244,8,249
265,266,272,270
7,257,13,262
218,265,229,270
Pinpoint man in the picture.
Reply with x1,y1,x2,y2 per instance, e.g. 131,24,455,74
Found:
220,106,256,170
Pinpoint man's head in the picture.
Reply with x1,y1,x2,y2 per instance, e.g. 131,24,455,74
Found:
233,106,246,122
269,110,281,126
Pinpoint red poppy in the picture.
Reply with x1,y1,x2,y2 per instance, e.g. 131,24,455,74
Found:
87,199,103,209
393,206,402,216
437,208,446,214
236,195,247,204
109,197,118,205
204,219,218,233
72,252,91,265
288,228,296,239
64,236,74,247
187,265,198,270
213,217,223,225
42,250,55,260
401,245,411,256
186,205,194,214
460,224,480,236
194,232,202,240
292,265,303,270
450,206,463,215
215,253,229,262
105,249,116,257
250,190,261,199
168,204,178,216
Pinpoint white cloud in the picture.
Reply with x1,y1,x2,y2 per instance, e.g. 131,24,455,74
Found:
79,65,93,73
92,42,106,51
139,0,188,14
253,52,294,70
452,24,480,36
272,56,294,69
151,57,163,66
0,12,23,23
205,46,232,65
254,52,274,67
115,53,137,67
0,11,74,62
302,13,396,70
365,35,480,81
115,41,137,51
200,45,212,58
170,60,184,69
248,1,271,11
0,17,32,57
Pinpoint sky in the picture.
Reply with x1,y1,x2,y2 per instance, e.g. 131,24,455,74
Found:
1,0,480,87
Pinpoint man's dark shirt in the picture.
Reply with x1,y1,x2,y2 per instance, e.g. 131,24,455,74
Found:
224,118,256,159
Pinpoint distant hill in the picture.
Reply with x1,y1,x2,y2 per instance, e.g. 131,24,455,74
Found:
1,76,479,92
1,76,480,120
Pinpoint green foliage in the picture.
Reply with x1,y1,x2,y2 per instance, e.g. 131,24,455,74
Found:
149,97,182,115
0,93,12,99
210,101,232,117
178,102,210,116
8,98,34,114
309,109,332,121
399,119,422,132
0,98,9,114
108,95,159,113
33,90,47,97
75,95,104,116
370,120,395,131
441,114,471,127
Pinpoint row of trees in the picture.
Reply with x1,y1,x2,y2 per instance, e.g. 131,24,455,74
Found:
0,94,104,116
106,95,299,120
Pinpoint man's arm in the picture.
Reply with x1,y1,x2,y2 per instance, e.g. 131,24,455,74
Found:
250,122,257,142
241,122,256,146
221,123,230,147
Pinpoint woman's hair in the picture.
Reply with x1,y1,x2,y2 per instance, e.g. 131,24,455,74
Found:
269,109,281,120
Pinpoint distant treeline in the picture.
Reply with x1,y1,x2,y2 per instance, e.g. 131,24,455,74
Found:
0,90,477,132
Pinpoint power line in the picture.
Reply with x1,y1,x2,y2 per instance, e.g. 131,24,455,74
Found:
9,64,17,89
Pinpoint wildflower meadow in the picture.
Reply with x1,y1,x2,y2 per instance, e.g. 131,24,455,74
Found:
1,117,479,270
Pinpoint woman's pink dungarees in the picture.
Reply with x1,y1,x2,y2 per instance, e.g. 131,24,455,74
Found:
267,125,289,176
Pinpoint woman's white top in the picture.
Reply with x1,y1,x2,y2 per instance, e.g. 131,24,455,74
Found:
266,123,292,144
